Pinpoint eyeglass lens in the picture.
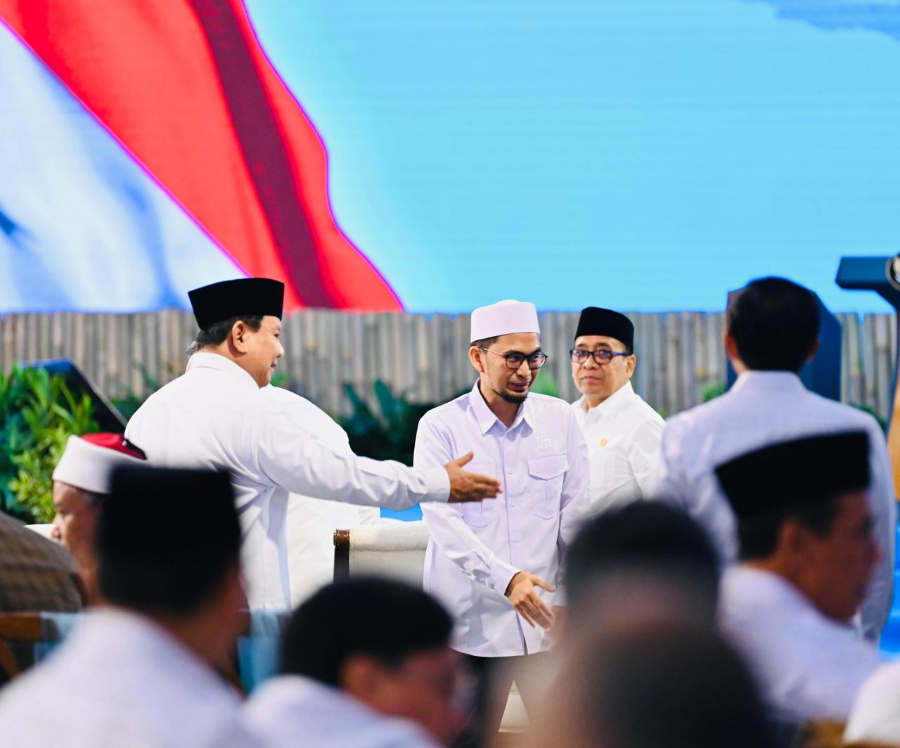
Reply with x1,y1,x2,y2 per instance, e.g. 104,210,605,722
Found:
571,349,617,364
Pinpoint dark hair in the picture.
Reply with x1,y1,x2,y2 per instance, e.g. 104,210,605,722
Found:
579,623,773,748
280,577,453,687
470,336,499,349
736,497,841,561
727,277,819,373
97,466,241,616
188,314,264,355
565,502,720,619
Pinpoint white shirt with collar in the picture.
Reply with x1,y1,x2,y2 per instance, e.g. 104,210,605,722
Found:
415,381,590,658
719,566,883,722
261,386,381,607
653,370,896,641
844,661,900,745
125,352,450,610
571,380,664,513
0,608,258,748
244,674,440,748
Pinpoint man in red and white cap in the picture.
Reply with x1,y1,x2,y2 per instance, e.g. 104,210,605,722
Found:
51,433,146,603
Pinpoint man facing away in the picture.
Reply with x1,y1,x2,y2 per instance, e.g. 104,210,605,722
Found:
125,278,500,610
50,433,147,604
715,432,883,722
569,307,664,513
0,465,260,748
653,276,895,641
414,299,590,747
245,578,463,748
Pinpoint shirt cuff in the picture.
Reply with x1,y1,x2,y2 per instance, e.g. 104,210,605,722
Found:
489,559,521,595
421,466,451,503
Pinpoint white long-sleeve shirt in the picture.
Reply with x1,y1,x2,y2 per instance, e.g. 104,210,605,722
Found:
244,675,440,748
125,352,450,610
261,386,380,607
415,382,590,658
720,567,883,722
0,609,258,748
844,662,900,744
653,371,896,641
571,381,664,512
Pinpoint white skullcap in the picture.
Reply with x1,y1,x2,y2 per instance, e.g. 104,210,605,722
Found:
52,434,146,495
470,300,541,342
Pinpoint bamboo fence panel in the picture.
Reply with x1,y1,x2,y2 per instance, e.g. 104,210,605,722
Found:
0,311,893,423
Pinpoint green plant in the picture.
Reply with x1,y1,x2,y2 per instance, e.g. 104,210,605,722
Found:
338,380,439,465
701,381,726,403
530,370,560,398
0,367,97,522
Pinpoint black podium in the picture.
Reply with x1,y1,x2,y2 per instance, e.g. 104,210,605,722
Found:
836,255,900,497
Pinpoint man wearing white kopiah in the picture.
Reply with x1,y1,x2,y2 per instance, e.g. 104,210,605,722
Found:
569,307,664,513
415,300,590,747
125,278,501,610
51,433,147,604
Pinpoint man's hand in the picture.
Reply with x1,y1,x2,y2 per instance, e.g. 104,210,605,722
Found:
505,572,556,630
445,451,502,503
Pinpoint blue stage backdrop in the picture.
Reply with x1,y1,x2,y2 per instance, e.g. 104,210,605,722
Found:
2,0,899,314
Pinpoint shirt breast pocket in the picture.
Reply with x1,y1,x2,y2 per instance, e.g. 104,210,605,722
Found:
460,460,498,528
527,453,568,520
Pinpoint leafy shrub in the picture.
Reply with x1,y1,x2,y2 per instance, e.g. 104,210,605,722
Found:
339,380,436,466
701,381,726,403
0,367,97,523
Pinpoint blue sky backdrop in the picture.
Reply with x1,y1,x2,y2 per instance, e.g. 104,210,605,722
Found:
245,0,900,313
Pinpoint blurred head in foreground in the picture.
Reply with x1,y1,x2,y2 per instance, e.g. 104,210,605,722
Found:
98,465,245,664
716,430,876,623
565,501,720,630
280,577,463,745
530,622,772,748
51,433,146,602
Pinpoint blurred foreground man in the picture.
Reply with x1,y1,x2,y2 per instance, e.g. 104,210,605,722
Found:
564,501,720,632
716,432,883,722
51,433,146,603
570,307,663,512
245,578,461,747
126,278,500,609
654,276,895,641
415,300,590,747
0,466,258,748
528,622,772,748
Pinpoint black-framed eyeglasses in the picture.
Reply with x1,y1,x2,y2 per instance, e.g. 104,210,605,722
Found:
480,347,549,370
570,348,630,365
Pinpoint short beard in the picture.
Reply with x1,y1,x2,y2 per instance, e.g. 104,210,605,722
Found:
499,390,528,404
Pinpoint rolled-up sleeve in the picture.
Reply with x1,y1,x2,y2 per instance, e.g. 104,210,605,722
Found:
416,416,520,595
256,407,449,511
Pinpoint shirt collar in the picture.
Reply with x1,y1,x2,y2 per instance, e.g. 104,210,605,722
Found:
730,370,805,396
187,351,260,392
469,380,533,435
577,380,636,419
726,566,819,616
